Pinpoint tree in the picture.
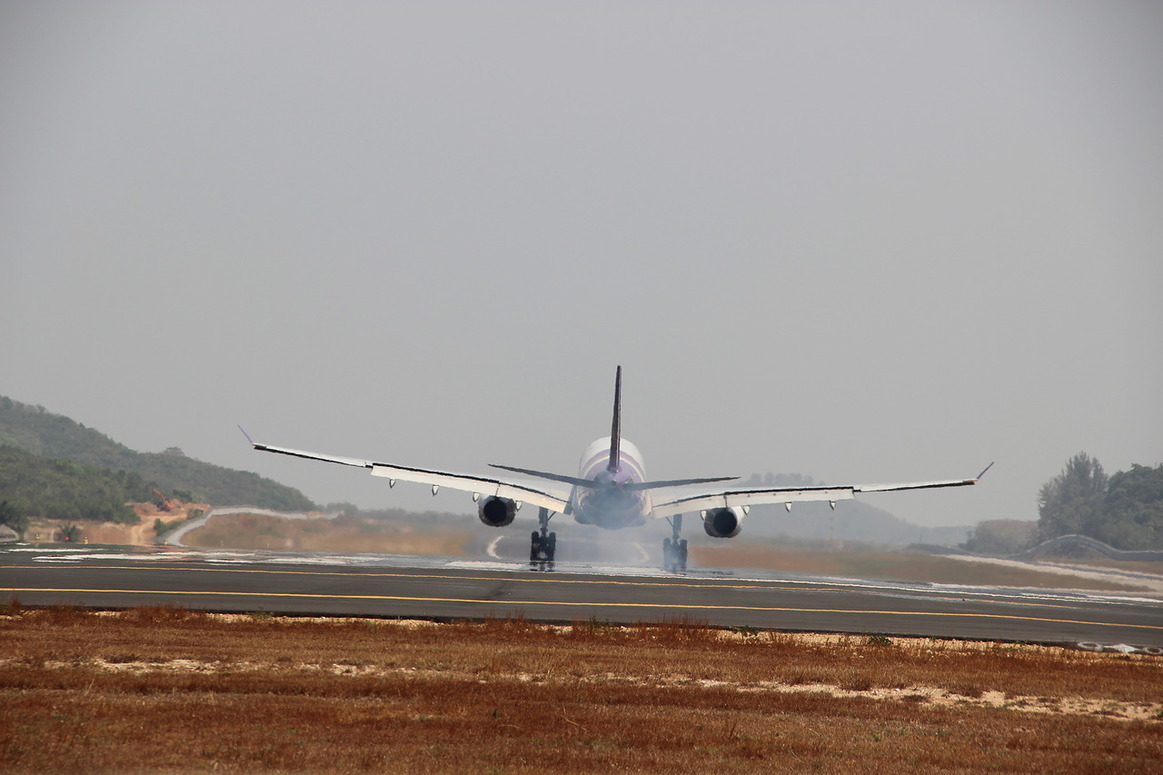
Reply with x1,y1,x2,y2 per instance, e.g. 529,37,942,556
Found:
963,519,1036,555
1096,463,1163,550
1036,452,1107,542
0,500,28,538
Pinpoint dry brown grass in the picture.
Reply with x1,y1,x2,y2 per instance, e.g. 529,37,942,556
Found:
183,513,472,555
1040,556,1163,576
1,605,1160,773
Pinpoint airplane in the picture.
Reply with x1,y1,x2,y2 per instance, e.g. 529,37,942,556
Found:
243,366,991,571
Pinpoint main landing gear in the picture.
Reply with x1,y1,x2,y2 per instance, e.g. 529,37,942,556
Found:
662,514,688,573
530,507,556,571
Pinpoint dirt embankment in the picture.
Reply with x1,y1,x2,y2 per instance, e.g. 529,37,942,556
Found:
23,507,466,556
24,501,208,546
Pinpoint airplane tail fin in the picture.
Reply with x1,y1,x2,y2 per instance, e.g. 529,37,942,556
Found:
608,365,622,473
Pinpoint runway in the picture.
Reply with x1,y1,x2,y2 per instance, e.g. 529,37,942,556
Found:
2,545,1161,651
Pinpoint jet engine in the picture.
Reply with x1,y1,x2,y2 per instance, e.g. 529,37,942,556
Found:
702,507,743,538
477,496,517,527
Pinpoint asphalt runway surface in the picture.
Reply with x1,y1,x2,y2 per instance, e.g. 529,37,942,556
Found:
2,545,1161,652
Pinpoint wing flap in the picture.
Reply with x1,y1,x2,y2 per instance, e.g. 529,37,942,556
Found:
249,440,373,470
369,464,569,512
854,478,977,493
654,486,856,518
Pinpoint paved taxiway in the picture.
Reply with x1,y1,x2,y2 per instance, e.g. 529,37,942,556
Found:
2,546,1161,650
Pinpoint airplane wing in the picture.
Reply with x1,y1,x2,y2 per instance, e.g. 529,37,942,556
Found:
651,463,993,518
241,429,571,514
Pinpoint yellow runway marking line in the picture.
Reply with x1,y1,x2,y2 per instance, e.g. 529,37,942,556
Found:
2,565,1106,609
3,564,883,595
3,587,1161,631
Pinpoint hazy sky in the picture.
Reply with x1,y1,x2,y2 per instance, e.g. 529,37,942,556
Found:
2,2,1160,531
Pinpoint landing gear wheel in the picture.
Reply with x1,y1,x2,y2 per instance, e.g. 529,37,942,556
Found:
662,515,688,573
530,508,556,571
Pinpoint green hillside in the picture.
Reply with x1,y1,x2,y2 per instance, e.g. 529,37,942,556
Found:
0,445,148,525
0,397,316,512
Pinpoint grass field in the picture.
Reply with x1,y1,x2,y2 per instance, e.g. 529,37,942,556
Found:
2,605,1160,773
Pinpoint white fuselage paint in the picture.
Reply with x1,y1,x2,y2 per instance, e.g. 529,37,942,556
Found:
568,437,653,530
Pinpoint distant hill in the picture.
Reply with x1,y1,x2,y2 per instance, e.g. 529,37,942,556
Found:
0,396,315,511
736,473,971,547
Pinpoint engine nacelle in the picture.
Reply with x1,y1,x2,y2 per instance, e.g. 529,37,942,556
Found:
702,507,743,538
477,496,517,527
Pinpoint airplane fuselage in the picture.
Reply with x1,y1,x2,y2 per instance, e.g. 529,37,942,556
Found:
569,437,652,529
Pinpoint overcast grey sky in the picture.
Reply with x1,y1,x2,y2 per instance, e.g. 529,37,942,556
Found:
2,2,1160,530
